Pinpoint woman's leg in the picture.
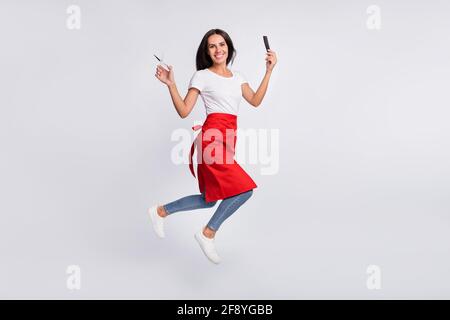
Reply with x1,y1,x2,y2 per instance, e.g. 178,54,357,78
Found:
203,189,253,238
158,192,217,217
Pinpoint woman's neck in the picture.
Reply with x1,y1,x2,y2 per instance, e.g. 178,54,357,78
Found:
208,64,230,76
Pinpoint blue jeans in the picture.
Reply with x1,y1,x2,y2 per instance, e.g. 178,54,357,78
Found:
162,189,254,231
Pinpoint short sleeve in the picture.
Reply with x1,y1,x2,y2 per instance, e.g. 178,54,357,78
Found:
188,71,204,91
239,72,248,84
233,70,247,84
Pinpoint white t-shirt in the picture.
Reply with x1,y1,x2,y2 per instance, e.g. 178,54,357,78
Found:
188,68,248,116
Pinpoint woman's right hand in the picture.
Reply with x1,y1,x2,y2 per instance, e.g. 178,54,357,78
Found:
155,64,175,86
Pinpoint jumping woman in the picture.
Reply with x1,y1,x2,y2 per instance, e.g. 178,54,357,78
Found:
149,28,277,264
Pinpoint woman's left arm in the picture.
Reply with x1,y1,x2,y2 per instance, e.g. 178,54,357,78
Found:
242,49,277,107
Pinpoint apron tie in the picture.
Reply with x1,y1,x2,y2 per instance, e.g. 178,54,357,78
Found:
189,124,203,178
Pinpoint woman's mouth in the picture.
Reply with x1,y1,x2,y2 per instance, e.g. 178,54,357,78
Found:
214,53,225,59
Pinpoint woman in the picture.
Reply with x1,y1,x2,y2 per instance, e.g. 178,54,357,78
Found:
149,28,277,264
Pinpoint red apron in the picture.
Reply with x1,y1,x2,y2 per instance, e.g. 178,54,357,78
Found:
189,112,257,203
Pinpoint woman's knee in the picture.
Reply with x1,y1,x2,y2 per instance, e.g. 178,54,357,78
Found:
205,199,217,207
242,189,253,201
201,193,217,207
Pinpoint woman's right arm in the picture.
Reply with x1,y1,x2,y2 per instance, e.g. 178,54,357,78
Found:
155,64,199,119
167,83,199,119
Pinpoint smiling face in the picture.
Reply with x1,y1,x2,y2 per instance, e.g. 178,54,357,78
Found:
207,34,228,66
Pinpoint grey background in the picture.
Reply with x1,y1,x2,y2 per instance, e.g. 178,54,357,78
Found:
0,0,449,299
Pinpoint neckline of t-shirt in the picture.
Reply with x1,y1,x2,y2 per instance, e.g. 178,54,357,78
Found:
206,68,235,79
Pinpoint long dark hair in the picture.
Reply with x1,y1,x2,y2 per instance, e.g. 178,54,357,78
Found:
195,29,236,71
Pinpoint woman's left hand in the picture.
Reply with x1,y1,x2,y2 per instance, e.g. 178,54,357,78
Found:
265,49,277,71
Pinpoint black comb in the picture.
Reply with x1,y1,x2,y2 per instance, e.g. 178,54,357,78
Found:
263,35,270,52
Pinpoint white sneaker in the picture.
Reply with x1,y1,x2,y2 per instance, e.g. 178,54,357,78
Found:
194,230,221,264
148,205,165,238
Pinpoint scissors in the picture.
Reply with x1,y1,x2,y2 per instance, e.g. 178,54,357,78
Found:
153,54,170,71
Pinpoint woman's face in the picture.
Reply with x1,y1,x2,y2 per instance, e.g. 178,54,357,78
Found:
207,34,228,65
